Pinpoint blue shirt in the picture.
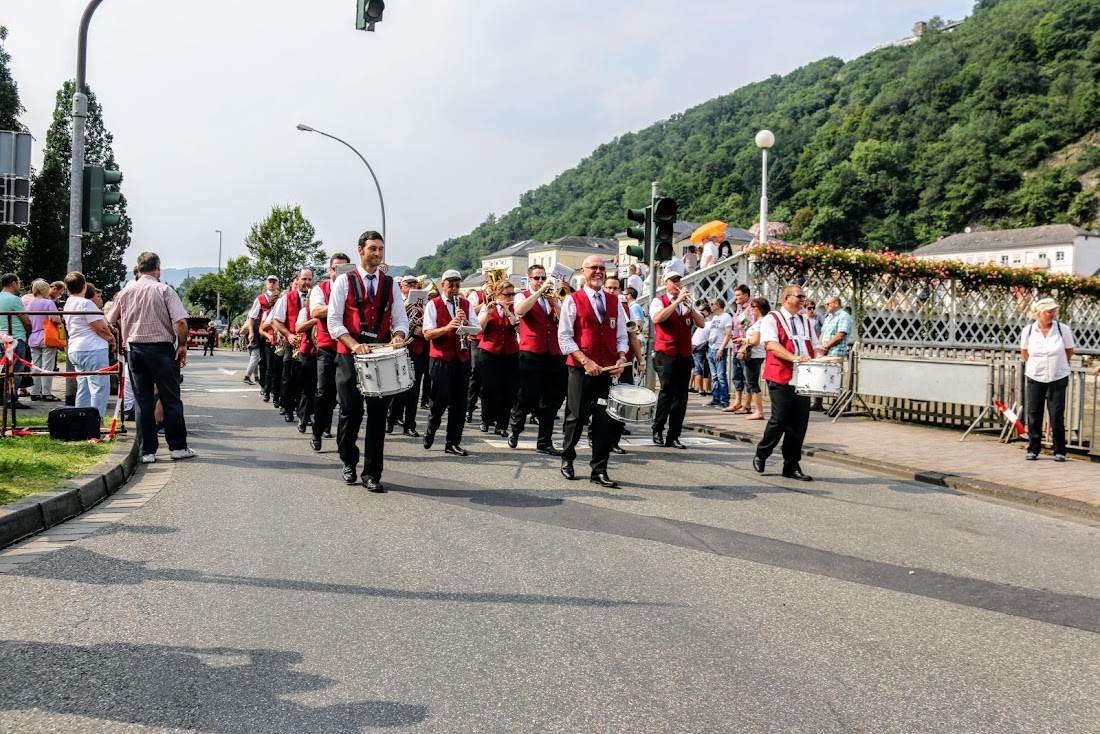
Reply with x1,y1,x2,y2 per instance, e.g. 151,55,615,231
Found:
820,309,854,357
629,301,646,328
0,291,27,341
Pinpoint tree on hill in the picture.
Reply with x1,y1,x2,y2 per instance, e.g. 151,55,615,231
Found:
243,205,325,287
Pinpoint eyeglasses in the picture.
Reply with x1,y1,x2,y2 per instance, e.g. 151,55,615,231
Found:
604,286,620,291
529,275,547,281
585,265,606,271
791,294,806,300
806,306,816,310
501,292,516,297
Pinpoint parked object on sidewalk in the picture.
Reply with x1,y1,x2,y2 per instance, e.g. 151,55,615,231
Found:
47,407,100,441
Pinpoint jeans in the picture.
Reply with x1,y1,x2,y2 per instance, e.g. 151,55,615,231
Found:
708,348,729,405
692,348,709,377
730,356,746,391
69,348,110,420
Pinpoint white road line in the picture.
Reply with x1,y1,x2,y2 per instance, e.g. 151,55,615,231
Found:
482,435,730,449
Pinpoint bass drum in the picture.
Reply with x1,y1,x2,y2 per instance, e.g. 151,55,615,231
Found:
353,346,415,397
606,384,658,424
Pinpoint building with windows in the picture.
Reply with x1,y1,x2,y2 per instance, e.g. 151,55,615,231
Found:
526,236,619,288
479,239,546,280
910,224,1100,277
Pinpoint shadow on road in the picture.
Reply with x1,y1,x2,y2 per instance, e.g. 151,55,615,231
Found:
0,640,427,731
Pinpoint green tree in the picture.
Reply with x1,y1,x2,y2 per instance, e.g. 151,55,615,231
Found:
244,205,324,286
24,81,131,294
184,257,255,323
0,27,26,275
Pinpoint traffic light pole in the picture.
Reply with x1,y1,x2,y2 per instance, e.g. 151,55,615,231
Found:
644,181,660,390
68,0,107,274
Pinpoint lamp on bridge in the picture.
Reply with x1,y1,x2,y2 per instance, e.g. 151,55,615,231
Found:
755,129,775,247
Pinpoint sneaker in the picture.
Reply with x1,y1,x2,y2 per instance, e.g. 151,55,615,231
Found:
243,376,254,385
1054,454,1066,462
141,453,157,464
170,448,197,461
1025,452,1038,461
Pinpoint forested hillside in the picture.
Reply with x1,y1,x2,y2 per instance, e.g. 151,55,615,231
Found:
414,0,1100,276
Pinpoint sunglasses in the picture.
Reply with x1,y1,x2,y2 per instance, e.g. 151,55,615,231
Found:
529,275,547,281
792,294,806,299
501,292,516,297
585,266,606,271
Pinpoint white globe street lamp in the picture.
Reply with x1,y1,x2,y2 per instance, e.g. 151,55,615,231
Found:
755,130,775,247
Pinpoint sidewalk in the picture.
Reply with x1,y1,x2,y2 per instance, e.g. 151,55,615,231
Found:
681,399,1100,519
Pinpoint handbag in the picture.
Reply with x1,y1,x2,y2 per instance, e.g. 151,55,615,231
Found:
44,318,67,349
735,343,752,361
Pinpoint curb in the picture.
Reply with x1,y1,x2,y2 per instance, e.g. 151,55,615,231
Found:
0,430,142,549
684,421,1100,521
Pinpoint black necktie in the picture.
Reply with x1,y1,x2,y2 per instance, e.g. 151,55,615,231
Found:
366,273,376,299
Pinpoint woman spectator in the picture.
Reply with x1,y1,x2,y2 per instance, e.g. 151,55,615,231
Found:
1020,297,1074,462
726,297,770,420
62,272,116,421
26,279,63,402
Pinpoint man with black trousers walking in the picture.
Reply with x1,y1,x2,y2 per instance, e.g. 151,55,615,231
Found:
650,262,704,449
422,270,476,456
508,265,565,454
308,253,351,452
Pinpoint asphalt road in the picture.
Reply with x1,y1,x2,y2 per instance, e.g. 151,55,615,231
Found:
2,351,1099,733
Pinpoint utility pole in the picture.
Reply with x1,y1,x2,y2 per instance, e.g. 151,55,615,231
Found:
68,0,107,274
215,229,223,321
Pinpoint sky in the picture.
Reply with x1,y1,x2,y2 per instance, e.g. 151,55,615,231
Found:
4,0,976,270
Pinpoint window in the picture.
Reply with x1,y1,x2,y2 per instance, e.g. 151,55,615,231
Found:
1000,255,1009,264
1056,251,1065,262
1038,253,1046,260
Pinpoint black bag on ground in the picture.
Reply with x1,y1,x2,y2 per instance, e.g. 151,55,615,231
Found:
47,407,101,441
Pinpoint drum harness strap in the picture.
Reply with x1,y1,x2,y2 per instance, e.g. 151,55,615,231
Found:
348,271,391,344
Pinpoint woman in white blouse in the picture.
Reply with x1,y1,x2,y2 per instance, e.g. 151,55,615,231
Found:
1019,297,1074,461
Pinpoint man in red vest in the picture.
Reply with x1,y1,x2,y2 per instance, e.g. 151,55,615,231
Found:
272,268,314,426
307,253,351,452
558,255,629,487
507,264,565,455
423,269,477,456
387,274,428,437
753,284,823,481
246,276,281,403
327,232,409,493
650,263,705,449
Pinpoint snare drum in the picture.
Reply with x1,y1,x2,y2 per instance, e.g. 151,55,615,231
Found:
606,384,658,424
793,360,842,397
353,346,415,397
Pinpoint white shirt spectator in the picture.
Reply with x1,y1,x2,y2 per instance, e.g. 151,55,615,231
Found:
557,286,628,357
63,296,109,352
701,241,719,269
745,320,766,359
759,307,821,357
627,273,645,295
327,267,408,341
1021,320,1074,383
691,320,711,349
708,312,734,350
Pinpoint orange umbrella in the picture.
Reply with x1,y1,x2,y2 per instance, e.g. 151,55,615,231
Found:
690,220,727,244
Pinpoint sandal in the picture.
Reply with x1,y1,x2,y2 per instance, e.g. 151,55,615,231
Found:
728,403,743,412
40,394,60,402
745,413,765,420
721,405,740,413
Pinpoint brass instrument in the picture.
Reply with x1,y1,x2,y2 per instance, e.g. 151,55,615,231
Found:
403,279,439,347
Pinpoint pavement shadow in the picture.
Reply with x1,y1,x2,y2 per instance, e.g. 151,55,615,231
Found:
93,524,180,537
12,547,664,609
0,640,427,731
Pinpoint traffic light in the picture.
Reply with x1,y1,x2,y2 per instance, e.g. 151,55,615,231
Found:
624,206,651,262
356,0,385,30
81,165,123,234
652,196,678,261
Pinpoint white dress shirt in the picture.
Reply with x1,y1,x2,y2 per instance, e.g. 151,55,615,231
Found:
650,294,691,320
557,285,628,356
1021,320,1074,382
308,284,328,314
327,266,408,341
758,307,821,356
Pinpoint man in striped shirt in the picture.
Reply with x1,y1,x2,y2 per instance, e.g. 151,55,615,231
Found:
106,251,196,464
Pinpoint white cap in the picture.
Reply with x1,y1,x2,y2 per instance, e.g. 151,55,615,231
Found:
266,274,278,281
441,269,462,281
401,274,419,284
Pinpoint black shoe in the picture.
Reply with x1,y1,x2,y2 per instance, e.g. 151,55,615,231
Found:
342,465,357,485
537,445,563,456
665,439,686,450
590,472,619,488
611,445,627,455
782,469,813,482
284,413,295,423
385,422,395,434
363,477,387,493
445,444,469,457
7,401,29,410
752,455,765,474
560,460,576,480
262,392,270,402
323,432,334,439
297,421,307,433
420,401,429,409
465,413,473,424
423,430,436,449
403,428,420,438
652,430,664,446
310,435,322,452
124,409,136,421
507,433,519,449
243,377,254,385
479,422,489,433
621,427,631,436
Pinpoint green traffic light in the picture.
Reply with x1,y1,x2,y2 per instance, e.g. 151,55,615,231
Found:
81,165,124,234
625,205,652,263
356,0,384,30
652,196,677,261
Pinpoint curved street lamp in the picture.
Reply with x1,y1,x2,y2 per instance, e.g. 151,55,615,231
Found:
295,124,386,242
755,129,775,247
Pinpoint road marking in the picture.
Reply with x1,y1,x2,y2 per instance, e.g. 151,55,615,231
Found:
217,368,238,376
482,435,730,449
182,388,256,393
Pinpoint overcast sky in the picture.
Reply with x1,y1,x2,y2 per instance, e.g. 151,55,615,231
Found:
5,0,975,270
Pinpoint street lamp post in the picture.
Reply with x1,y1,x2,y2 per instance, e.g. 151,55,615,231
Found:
215,229,222,322
755,129,775,247
295,124,386,242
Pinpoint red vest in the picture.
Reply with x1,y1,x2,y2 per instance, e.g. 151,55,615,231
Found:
258,292,277,344
314,281,337,352
428,295,471,363
762,311,814,386
336,271,393,355
654,294,694,358
518,290,561,356
566,290,618,369
286,290,316,357
479,304,520,356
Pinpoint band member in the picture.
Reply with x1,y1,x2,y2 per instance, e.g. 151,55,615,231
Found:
387,274,428,437
246,276,281,402
292,273,320,434
328,232,408,493
273,270,314,424
558,255,628,488
507,265,565,455
423,270,478,456
477,279,520,437
308,253,351,452
754,284,822,481
650,263,704,449
464,282,490,428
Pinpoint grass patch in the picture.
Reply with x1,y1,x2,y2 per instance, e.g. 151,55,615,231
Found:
0,435,113,506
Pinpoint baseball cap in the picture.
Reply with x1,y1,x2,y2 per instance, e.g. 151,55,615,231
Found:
401,274,419,284
266,275,278,281
442,269,462,281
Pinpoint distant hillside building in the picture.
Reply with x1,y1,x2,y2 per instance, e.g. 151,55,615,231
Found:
911,224,1100,277
528,237,619,288
872,19,965,53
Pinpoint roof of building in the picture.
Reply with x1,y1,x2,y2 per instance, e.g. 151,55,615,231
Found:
532,236,619,252
484,239,546,260
912,224,1099,256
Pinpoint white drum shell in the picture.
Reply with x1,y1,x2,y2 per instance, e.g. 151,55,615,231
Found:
606,384,658,424
793,361,842,397
353,347,415,397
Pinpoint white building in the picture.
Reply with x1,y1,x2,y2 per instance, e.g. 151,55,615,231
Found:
911,224,1100,277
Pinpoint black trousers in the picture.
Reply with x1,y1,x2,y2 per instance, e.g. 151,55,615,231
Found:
297,352,317,425
420,367,432,407
479,350,519,431
389,349,428,430
128,343,187,455
281,348,301,417
466,341,482,417
653,352,693,441
509,352,566,449
756,381,810,471
313,348,338,439
1026,375,1068,455
335,353,393,481
561,367,622,475
428,357,470,446
264,342,281,404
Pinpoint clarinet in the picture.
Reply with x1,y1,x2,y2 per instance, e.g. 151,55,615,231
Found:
454,297,469,351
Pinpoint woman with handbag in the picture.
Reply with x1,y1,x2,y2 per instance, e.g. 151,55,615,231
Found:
26,279,64,402
726,297,770,420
